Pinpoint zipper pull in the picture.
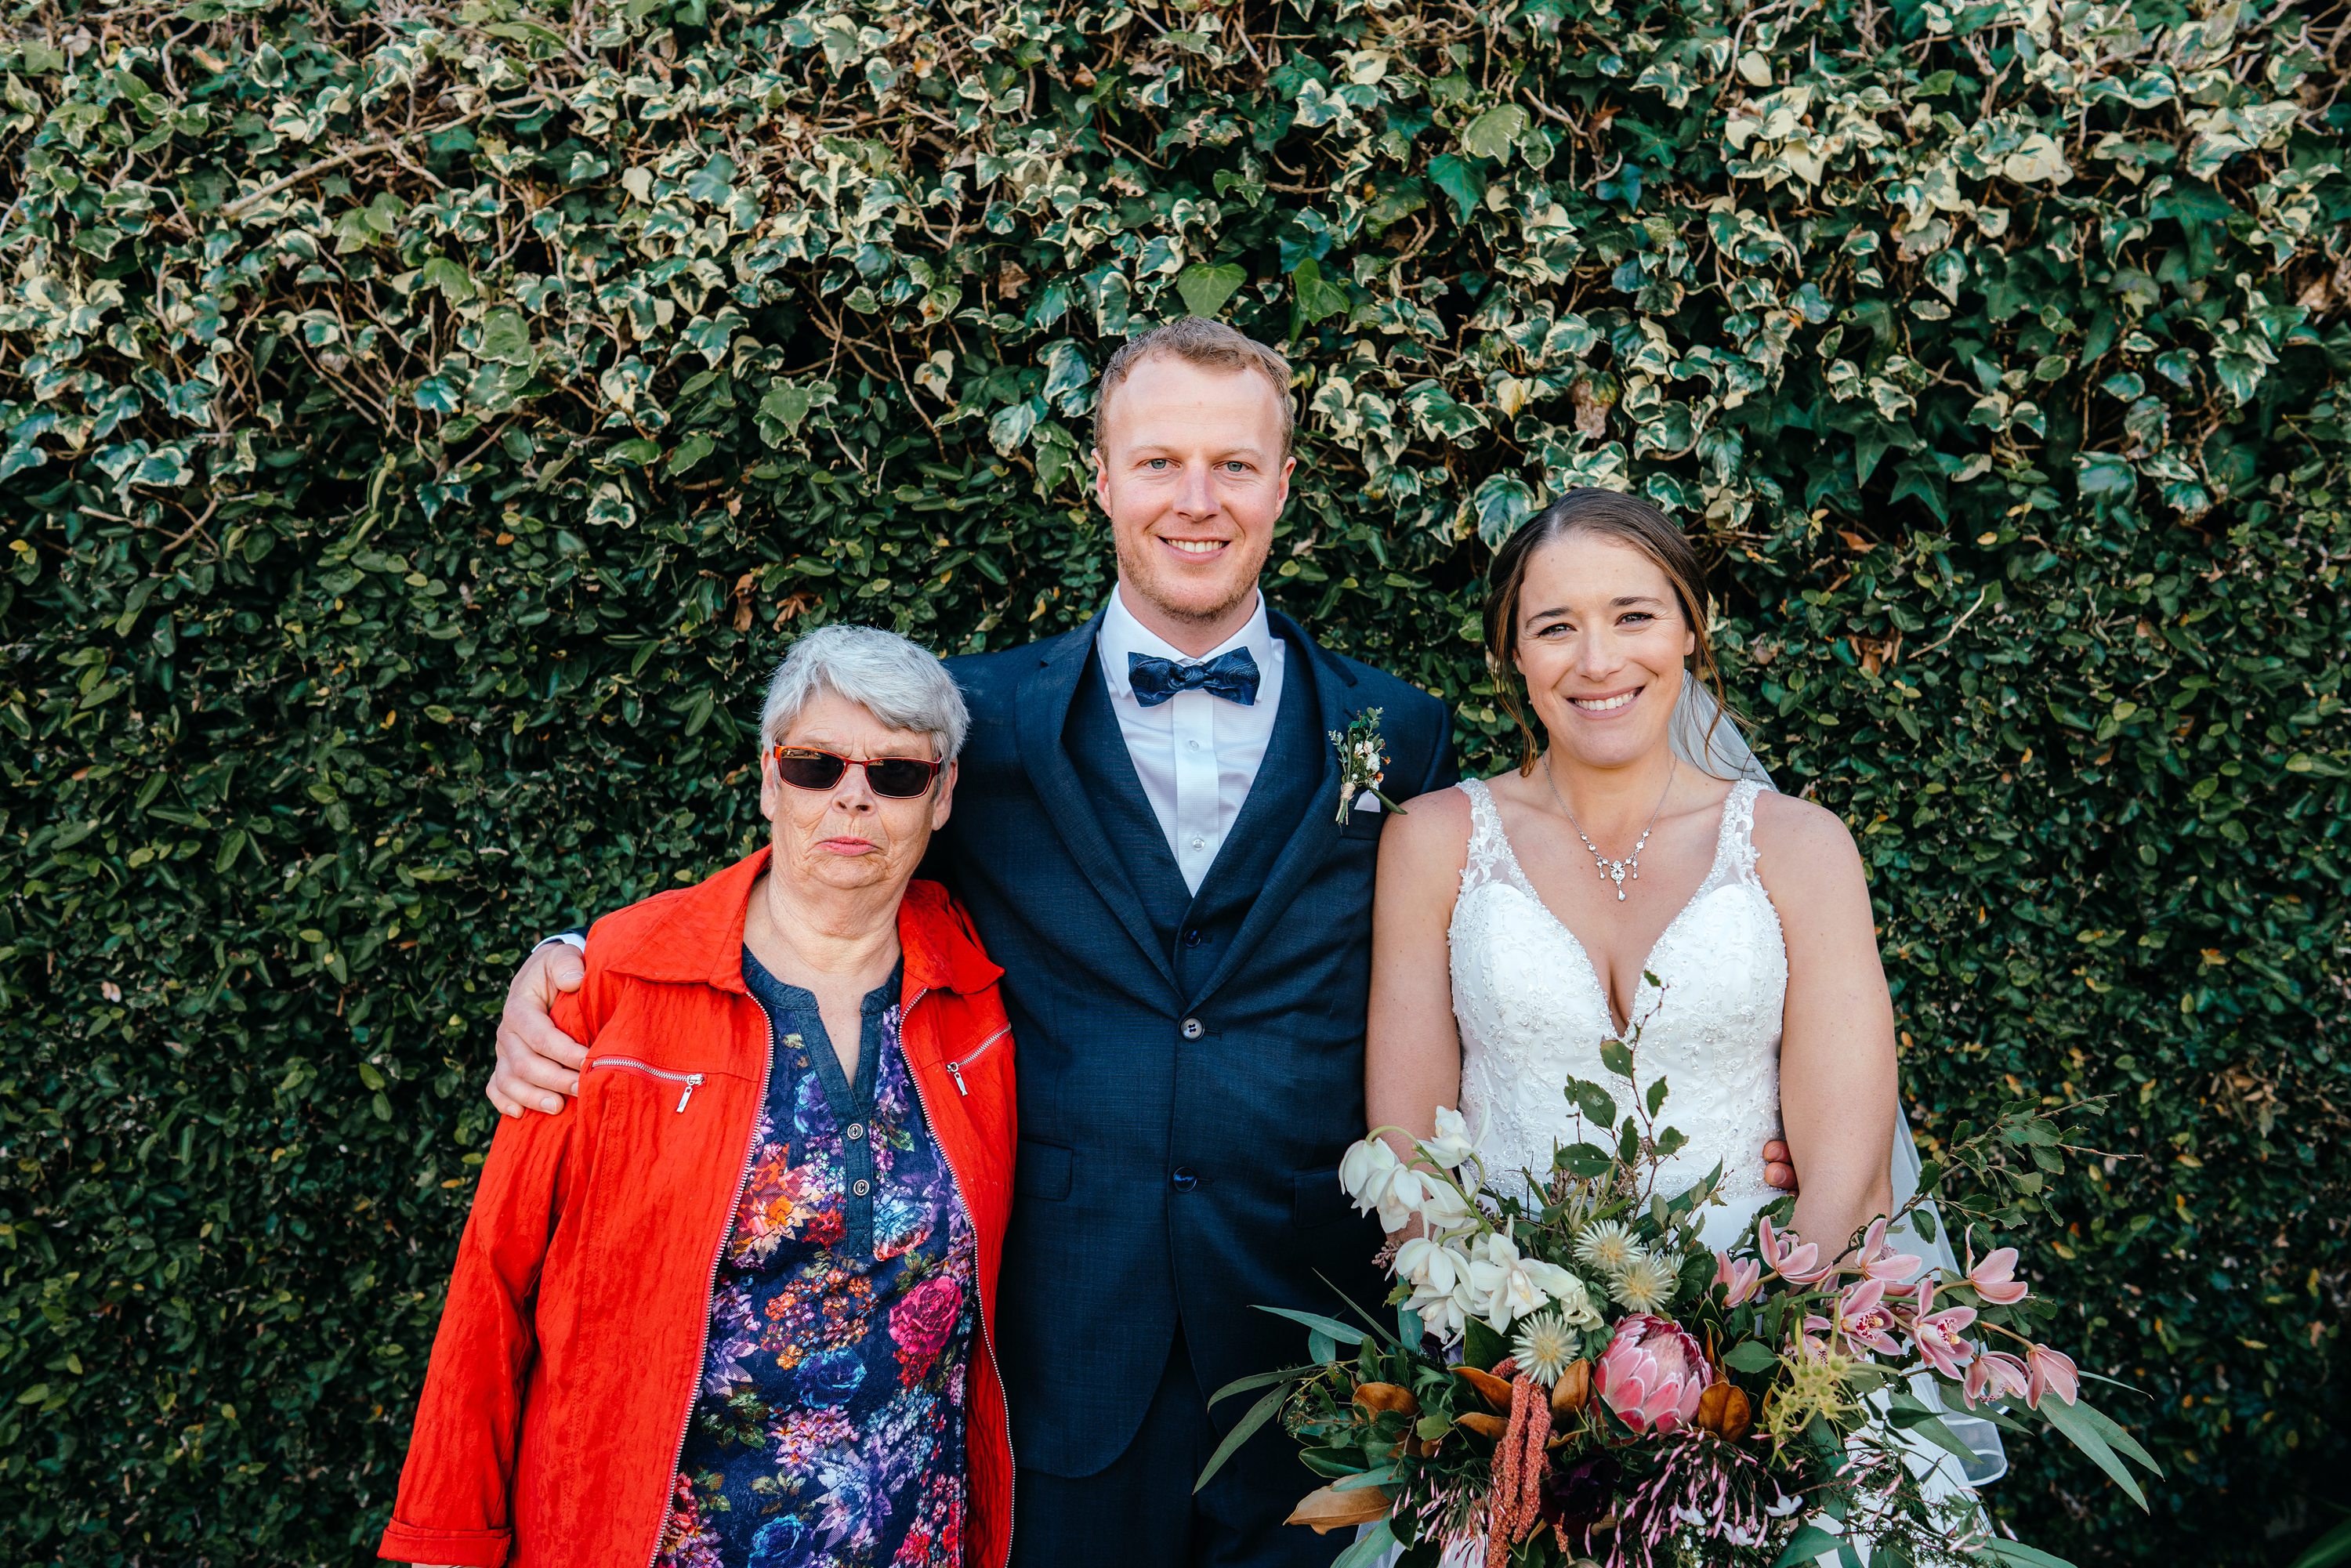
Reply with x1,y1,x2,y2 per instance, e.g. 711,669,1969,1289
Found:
676,1073,705,1114
944,1060,969,1098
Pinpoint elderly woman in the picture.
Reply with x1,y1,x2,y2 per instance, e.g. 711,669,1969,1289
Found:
379,625,1015,1568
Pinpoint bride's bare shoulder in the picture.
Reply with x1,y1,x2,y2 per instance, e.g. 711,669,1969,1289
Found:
1748,789,1864,889
1378,780,1475,875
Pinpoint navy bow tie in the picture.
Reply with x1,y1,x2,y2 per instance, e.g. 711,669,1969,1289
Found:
1128,648,1261,708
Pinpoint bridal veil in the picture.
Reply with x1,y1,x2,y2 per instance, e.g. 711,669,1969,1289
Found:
1672,672,2010,1485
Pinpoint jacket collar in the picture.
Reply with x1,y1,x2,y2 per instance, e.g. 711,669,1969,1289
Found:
596,846,1003,998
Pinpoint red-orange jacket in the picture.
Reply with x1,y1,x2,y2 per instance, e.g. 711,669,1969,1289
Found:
379,850,1016,1568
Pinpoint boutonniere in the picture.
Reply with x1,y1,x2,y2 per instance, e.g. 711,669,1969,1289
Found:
1330,708,1407,824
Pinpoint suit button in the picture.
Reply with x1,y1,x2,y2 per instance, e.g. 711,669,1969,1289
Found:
1183,929,1204,948
1179,1017,1204,1041
1171,1167,1198,1191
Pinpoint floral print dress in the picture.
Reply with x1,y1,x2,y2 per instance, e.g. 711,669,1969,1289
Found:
656,952,977,1568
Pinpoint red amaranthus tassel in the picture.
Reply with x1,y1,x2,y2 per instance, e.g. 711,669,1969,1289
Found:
1486,1385,1523,1568
1485,1373,1552,1568
1510,1373,1552,1543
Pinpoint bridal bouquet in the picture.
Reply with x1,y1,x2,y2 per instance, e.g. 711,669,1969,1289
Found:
1199,1034,2159,1568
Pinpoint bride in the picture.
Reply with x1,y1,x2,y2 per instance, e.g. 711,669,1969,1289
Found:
1365,489,2007,1549
1366,491,2007,1504
1368,486,1898,1258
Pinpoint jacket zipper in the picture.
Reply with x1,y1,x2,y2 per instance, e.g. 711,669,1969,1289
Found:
592,1056,706,1113
898,987,1016,1568
643,999,774,1568
941,1024,1011,1098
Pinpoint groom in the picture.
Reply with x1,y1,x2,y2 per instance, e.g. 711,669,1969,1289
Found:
489,319,1456,1566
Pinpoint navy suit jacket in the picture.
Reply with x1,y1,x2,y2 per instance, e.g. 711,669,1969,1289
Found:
932,607,1455,1478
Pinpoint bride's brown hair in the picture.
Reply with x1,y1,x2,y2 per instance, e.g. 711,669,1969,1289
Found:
1482,487,1734,777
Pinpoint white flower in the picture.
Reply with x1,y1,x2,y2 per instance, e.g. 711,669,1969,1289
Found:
1396,1235,1463,1296
1464,1230,1561,1333
1368,1164,1436,1233
1416,1171,1478,1233
1397,1236,1477,1343
1573,1220,1640,1276
1536,1266,1603,1328
1512,1309,1581,1389
1338,1137,1398,1210
1609,1250,1679,1314
1421,1106,1476,1171
1341,1135,1480,1234
1409,1284,1472,1344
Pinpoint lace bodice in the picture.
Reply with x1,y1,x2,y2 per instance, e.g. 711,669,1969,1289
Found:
1450,777,1788,1251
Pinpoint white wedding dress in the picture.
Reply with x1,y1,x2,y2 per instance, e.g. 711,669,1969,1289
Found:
1451,775,1787,1249
1440,770,1995,1545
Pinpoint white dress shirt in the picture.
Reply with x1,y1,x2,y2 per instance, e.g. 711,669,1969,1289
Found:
1096,587,1285,894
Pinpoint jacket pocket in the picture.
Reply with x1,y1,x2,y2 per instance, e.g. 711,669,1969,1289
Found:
1016,1139,1073,1202
1292,1165,1357,1229
942,1024,1012,1099
588,1055,708,1113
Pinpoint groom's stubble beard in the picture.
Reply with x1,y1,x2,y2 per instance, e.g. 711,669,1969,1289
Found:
1109,526,1273,632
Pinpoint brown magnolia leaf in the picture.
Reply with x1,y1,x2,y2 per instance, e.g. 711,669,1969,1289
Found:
1454,1364,1514,1410
1285,1482,1393,1534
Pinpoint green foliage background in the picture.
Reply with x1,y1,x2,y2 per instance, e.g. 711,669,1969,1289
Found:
2,0,2347,1559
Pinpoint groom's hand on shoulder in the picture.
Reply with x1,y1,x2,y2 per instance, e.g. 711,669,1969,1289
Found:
487,942,589,1118
1762,1139,1797,1193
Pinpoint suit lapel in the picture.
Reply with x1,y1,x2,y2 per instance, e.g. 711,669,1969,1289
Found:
1015,614,1180,993
1185,612,1357,1009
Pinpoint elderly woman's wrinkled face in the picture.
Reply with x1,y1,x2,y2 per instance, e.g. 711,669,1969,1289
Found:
760,691,955,896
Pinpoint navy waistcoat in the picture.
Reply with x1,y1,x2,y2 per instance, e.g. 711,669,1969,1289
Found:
933,607,1455,1478
1059,648,1320,992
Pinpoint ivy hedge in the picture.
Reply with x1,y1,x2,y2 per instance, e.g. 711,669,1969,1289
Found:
3,0,2348,1560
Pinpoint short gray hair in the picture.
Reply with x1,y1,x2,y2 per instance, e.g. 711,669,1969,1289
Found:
758,624,969,762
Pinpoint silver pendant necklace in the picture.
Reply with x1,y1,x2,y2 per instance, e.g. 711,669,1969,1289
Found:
1544,752,1676,902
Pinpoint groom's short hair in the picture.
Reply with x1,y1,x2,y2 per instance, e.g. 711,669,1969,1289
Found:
1095,318,1295,459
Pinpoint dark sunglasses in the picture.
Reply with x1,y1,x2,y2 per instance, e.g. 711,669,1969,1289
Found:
770,745,944,799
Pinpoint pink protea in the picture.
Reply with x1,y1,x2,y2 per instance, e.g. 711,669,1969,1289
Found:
1715,1252,1763,1308
1594,1314,1708,1436
1964,1243,2029,1305
2025,1344,2079,1407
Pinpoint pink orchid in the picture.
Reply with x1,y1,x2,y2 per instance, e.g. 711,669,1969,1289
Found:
1716,1251,1763,1308
1910,1279,1980,1379
1963,1244,2029,1306
2025,1344,2080,1407
1965,1349,2031,1407
1857,1218,1925,1284
1757,1217,1826,1284
1837,1277,1904,1357
1790,1312,1836,1359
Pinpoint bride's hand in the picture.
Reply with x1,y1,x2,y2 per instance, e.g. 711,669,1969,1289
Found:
1762,1139,1796,1193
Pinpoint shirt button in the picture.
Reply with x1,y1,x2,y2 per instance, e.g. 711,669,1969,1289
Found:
1188,739,1201,751
852,1178,872,1197
1190,835,1206,850
1171,1167,1198,1191
1179,1018,1204,1041
846,1122,865,1140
